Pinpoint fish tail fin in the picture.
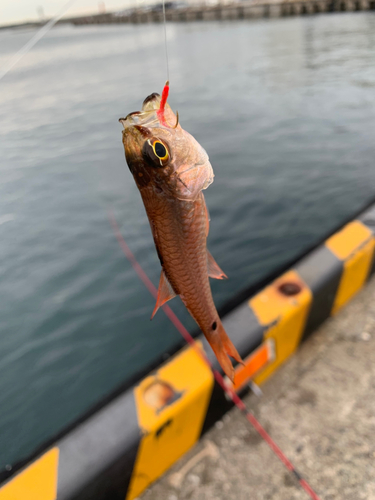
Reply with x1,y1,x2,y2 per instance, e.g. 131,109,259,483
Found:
219,324,243,366
206,322,243,382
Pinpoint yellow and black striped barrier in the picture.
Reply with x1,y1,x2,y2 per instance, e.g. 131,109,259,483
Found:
1,204,375,500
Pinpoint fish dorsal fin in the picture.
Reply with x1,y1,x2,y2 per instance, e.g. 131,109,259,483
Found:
151,270,176,319
207,251,227,280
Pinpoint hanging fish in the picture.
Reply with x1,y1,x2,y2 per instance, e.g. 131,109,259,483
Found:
119,83,243,381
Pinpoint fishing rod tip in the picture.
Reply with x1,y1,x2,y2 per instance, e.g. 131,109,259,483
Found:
165,80,169,87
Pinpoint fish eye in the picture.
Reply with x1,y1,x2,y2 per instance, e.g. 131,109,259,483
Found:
152,140,169,161
142,138,170,168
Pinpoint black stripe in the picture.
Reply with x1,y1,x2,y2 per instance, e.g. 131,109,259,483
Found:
359,207,375,277
200,304,265,434
57,390,140,500
296,246,343,342
200,380,235,435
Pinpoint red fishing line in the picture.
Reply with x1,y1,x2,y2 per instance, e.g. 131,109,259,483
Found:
109,212,322,500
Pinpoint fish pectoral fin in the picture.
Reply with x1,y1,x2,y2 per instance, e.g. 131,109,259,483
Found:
151,270,176,319
207,250,227,280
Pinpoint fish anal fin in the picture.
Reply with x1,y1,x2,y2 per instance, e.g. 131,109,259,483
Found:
207,251,227,280
151,270,176,319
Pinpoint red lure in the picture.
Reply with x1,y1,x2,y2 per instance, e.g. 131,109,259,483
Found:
156,81,170,127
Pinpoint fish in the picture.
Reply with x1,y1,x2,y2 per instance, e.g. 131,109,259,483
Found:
119,83,243,381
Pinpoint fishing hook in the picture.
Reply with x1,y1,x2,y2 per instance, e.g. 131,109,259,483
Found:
173,110,179,129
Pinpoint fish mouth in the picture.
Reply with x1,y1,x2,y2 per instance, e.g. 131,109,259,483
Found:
119,91,171,130
142,92,161,109
119,107,160,130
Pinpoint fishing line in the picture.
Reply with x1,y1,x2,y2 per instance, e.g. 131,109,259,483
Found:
162,0,170,82
109,212,322,500
0,0,78,82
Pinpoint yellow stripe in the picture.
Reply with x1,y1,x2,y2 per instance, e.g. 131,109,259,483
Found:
0,448,59,500
250,270,312,385
325,220,375,314
126,342,214,500
326,220,372,260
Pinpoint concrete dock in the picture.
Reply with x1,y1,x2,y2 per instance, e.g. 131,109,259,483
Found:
140,275,375,499
3,0,374,31
70,0,375,26
4,0,373,31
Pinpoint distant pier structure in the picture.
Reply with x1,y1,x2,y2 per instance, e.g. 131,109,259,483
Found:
70,0,375,25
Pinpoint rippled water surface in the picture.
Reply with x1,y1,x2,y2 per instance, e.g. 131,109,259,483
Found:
1,12,375,467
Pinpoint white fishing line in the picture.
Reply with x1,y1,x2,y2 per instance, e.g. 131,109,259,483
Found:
0,0,78,82
162,0,170,82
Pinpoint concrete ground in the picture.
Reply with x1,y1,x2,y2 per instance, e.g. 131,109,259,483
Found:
141,276,375,500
